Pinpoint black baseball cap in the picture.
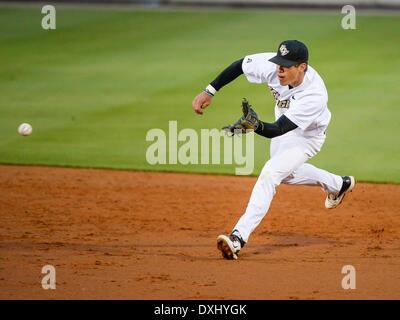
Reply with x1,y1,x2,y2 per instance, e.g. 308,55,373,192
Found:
269,40,308,68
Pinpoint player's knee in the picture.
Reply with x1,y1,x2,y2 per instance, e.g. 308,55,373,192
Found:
258,168,282,187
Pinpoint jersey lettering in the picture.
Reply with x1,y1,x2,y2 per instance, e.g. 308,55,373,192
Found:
269,86,291,109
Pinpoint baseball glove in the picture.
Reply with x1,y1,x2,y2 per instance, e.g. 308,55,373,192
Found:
222,98,260,136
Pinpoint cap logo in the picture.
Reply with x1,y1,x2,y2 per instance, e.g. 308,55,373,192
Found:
279,44,289,56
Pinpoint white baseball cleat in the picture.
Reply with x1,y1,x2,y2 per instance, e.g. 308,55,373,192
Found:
325,176,356,209
217,231,244,260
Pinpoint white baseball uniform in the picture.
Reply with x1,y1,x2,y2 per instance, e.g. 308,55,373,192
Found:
233,52,344,243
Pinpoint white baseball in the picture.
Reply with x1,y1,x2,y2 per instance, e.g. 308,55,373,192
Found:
18,123,32,136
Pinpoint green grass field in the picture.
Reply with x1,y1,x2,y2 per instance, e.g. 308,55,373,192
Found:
0,6,399,183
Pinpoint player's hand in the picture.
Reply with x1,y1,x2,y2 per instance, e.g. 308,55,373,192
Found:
192,92,212,115
222,98,260,136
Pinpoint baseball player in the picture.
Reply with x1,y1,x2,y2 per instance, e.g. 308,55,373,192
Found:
192,40,356,260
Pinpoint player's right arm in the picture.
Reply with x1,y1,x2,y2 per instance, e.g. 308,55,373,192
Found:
192,53,275,115
192,58,244,115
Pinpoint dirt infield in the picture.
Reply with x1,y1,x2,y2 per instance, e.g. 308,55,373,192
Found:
0,164,399,299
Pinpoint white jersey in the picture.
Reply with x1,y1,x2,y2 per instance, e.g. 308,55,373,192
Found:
242,52,331,137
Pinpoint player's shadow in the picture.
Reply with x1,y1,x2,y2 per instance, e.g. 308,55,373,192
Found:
238,231,342,261
125,232,341,261
0,232,343,262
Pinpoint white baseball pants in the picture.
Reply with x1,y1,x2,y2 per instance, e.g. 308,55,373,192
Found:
233,132,343,243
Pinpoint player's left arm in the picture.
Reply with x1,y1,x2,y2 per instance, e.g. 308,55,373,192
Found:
223,98,298,138
255,115,298,138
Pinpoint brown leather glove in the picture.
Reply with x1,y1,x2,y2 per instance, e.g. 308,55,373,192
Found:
222,98,260,136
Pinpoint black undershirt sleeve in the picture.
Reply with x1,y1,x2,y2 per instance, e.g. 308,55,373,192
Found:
210,58,244,91
255,115,298,138
209,59,296,138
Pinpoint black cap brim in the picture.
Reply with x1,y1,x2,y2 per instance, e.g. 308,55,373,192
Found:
268,55,299,68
